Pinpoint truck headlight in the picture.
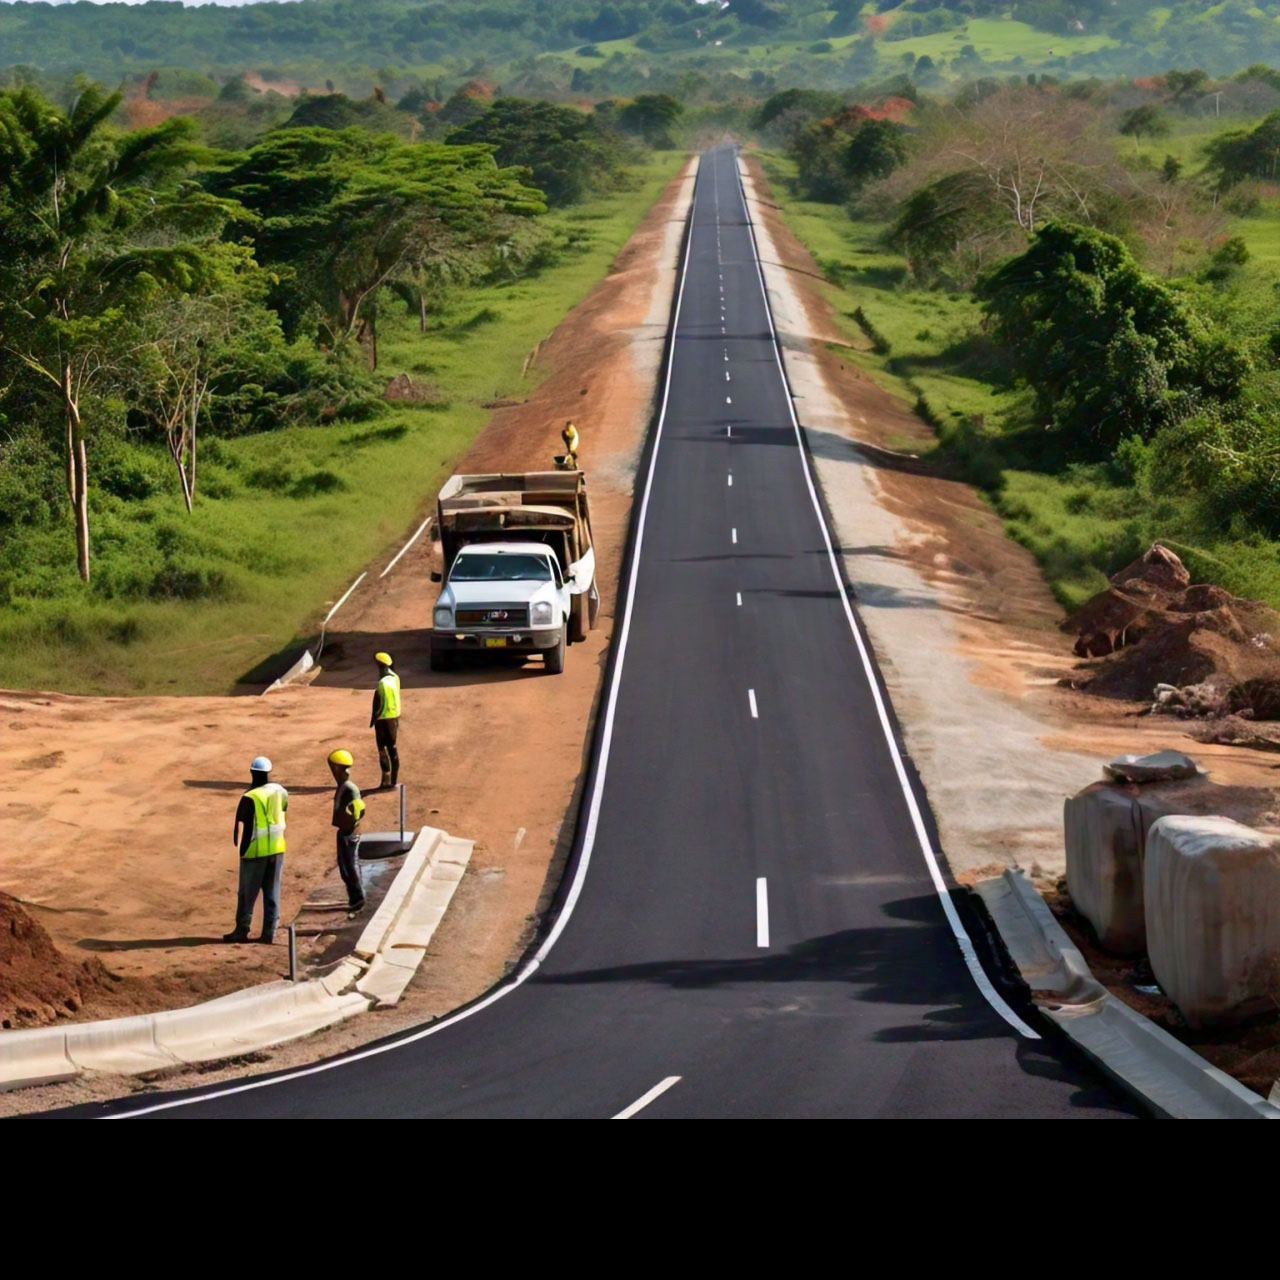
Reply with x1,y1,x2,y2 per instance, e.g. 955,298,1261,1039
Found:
433,605,453,628
531,600,553,625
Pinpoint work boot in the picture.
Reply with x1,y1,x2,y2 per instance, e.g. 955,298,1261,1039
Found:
256,932,275,945
222,927,250,943
348,898,366,913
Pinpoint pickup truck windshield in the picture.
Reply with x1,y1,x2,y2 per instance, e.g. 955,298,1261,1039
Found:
451,553,553,583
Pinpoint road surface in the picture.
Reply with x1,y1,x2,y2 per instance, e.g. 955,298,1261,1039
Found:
75,145,1134,1119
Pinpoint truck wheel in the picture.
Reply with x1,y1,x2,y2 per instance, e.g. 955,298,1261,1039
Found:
430,646,453,672
544,631,566,675
570,593,589,643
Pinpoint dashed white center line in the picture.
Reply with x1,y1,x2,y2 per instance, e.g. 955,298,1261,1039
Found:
727,473,733,487
756,877,769,948
726,424,732,437
731,527,738,544
736,591,742,607
748,688,758,719
725,371,731,381
726,395,732,404
612,1075,682,1120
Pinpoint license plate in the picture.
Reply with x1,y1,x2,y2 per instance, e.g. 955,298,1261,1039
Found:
484,637,507,648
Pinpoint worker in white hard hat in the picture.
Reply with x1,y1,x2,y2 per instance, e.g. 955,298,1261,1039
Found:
370,651,401,789
223,756,289,944
328,749,367,913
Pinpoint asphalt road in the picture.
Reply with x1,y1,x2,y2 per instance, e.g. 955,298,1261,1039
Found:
77,145,1135,1119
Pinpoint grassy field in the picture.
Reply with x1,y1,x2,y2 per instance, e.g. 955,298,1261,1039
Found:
0,152,685,696
758,149,1280,614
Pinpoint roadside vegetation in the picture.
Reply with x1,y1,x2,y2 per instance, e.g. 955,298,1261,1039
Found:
0,83,682,694
756,65,1280,611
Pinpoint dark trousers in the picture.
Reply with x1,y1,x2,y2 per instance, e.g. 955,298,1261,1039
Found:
337,833,364,907
375,717,400,784
236,854,284,935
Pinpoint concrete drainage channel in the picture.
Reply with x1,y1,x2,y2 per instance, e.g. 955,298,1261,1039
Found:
0,826,472,1093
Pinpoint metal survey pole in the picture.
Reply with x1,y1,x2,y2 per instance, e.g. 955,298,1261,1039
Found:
399,783,406,844
287,923,297,983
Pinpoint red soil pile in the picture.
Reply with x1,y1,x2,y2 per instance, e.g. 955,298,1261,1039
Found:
1064,544,1280,707
0,894,112,1029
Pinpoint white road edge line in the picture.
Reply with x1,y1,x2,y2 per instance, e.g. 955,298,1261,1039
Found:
379,516,431,579
756,877,769,947
748,688,758,719
732,152,1039,1041
323,572,366,624
613,1075,681,1119
106,155,709,1119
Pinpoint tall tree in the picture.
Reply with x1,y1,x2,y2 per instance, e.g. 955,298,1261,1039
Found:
0,85,218,581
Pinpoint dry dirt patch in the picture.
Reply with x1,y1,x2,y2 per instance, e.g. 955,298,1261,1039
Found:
0,160,695,1066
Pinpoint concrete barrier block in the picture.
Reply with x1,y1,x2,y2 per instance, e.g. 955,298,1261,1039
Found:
1146,815,1280,1028
354,826,444,960
0,1026,78,1091
64,1013,173,1074
1065,783,1146,954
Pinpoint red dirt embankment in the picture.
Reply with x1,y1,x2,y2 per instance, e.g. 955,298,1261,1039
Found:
0,895,112,1029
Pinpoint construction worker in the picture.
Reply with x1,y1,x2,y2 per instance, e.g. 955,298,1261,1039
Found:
371,651,401,789
561,419,579,466
224,756,288,945
327,749,367,913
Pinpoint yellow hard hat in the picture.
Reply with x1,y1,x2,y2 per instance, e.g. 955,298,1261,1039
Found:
375,651,393,666
328,748,354,767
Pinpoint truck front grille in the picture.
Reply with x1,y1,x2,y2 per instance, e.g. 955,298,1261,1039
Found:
456,606,530,627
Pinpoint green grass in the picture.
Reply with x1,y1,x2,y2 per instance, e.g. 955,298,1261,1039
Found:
0,152,685,695
758,148,1280,613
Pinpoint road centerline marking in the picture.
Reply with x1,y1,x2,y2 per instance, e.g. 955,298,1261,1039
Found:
756,877,769,948
736,591,743,607
727,473,733,486
731,527,737,544
748,688,758,719
613,1076,682,1120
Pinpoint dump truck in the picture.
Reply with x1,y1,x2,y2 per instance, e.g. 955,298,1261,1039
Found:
429,470,599,674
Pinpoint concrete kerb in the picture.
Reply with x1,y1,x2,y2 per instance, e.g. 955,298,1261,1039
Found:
976,869,1280,1119
0,826,466,1093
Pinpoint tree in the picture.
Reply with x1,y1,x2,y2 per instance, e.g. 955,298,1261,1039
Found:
1165,68,1209,104
447,97,623,206
977,222,1249,456
617,93,684,148
0,85,219,581
212,128,544,367
1204,108,1280,185
1119,104,1170,150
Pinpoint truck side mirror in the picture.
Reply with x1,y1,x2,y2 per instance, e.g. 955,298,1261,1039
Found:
430,570,442,583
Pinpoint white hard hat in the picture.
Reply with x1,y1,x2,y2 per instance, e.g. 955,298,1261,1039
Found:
250,756,273,773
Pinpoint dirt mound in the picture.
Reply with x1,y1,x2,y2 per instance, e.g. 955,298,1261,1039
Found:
0,894,112,1029
1064,545,1280,706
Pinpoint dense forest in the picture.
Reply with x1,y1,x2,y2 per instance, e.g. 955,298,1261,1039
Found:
7,1,1280,97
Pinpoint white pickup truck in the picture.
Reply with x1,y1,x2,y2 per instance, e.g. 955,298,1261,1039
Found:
428,471,599,675
432,541,574,673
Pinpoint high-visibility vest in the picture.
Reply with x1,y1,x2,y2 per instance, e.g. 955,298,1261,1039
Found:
377,671,401,720
244,783,287,859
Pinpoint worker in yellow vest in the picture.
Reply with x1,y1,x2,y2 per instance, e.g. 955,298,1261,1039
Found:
561,419,579,466
327,748,367,913
370,651,401,789
224,756,289,944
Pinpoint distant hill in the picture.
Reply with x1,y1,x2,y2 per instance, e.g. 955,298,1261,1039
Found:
4,1,1280,96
